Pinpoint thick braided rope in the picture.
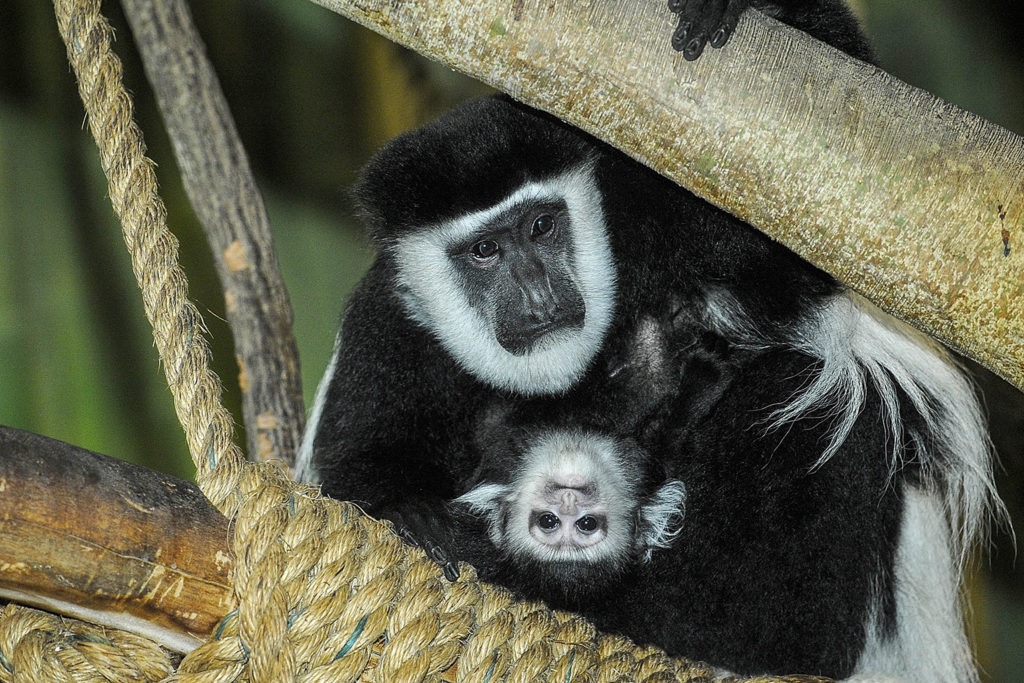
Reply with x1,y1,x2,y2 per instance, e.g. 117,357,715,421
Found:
31,1,823,681
52,0,245,514
175,465,770,682
0,604,175,682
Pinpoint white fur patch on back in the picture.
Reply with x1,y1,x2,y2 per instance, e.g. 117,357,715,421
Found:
701,288,768,348
391,164,617,395
295,331,341,484
850,487,978,683
732,290,1006,682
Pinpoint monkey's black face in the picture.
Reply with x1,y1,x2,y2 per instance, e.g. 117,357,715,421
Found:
390,165,618,395
452,200,586,355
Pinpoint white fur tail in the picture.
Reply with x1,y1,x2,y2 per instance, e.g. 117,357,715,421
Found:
773,292,1001,569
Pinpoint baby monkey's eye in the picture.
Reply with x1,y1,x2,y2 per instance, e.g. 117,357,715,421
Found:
576,515,600,534
536,512,560,531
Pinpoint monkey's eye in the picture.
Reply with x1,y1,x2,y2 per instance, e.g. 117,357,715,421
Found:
536,512,560,532
470,239,500,260
531,214,555,238
576,516,599,534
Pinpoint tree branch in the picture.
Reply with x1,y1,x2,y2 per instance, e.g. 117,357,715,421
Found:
120,0,306,465
0,426,232,654
309,0,1024,391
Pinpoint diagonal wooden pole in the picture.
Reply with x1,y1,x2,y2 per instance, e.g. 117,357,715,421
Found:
120,0,306,467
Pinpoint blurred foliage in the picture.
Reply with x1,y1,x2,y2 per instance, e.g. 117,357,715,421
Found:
0,0,1020,679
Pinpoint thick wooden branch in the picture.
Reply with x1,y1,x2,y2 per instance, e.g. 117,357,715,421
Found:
120,0,306,465
310,0,1024,391
0,426,232,654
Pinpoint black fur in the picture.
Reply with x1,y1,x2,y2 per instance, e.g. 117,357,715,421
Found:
588,348,902,676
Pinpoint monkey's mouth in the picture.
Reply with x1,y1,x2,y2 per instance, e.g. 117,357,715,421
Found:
500,320,585,356
546,544,600,556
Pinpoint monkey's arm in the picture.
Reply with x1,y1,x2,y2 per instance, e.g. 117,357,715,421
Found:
312,260,475,510
311,259,482,579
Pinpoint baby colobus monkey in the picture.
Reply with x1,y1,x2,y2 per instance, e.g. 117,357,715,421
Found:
453,426,687,607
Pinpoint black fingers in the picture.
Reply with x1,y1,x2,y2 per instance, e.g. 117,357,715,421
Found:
392,506,462,582
396,525,422,548
395,522,462,581
668,0,750,60
422,537,461,582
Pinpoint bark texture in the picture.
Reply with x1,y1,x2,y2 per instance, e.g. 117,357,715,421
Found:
0,426,232,654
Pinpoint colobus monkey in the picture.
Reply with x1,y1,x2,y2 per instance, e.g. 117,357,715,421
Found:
300,0,872,506
299,0,1002,679
453,426,687,607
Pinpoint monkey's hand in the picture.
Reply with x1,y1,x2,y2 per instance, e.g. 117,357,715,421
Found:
387,501,462,582
668,0,751,60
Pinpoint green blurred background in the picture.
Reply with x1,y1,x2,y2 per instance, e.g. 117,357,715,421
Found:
1,0,1021,678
